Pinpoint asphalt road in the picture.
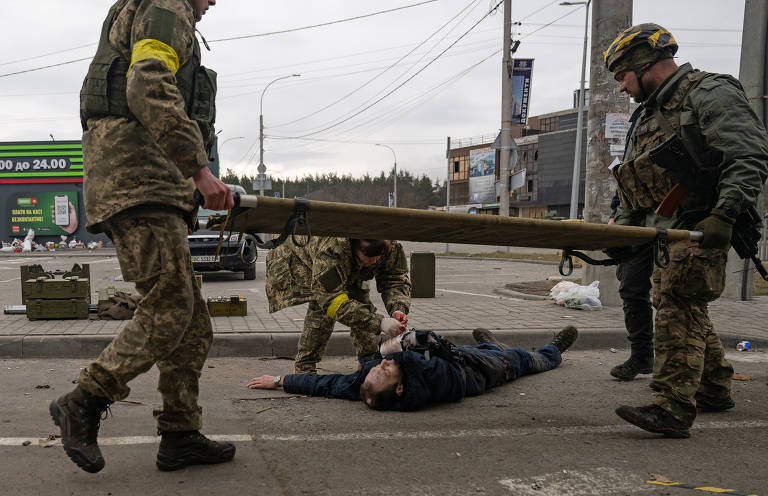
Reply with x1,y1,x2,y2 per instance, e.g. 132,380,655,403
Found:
1,350,766,496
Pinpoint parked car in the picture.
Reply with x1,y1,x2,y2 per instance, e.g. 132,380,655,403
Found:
188,185,258,280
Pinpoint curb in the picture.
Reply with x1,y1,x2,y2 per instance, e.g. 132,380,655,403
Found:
1,328,765,359
0,248,117,258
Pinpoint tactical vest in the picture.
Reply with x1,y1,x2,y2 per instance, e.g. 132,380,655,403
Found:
79,0,217,152
613,70,709,212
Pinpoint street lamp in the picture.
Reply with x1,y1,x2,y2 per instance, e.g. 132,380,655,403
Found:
375,143,397,207
561,0,591,219
218,135,244,172
259,74,300,195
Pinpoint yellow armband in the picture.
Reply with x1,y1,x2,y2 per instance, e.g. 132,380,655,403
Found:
128,39,180,76
326,293,349,319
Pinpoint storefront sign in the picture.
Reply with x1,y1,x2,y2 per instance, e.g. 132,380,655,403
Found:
8,191,79,236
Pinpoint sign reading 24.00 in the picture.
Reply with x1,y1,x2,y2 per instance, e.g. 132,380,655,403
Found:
0,158,71,172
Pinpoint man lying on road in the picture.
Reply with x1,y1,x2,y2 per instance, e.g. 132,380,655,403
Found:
246,326,577,411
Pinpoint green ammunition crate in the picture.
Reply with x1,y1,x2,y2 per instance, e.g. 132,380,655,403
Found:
26,298,89,320
23,277,90,301
410,252,435,298
207,297,248,317
21,264,91,304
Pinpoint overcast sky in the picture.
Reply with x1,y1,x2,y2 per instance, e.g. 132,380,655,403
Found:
0,0,745,184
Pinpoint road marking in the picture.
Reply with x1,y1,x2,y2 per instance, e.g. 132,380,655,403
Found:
647,480,758,496
0,277,20,283
4,420,766,447
437,288,521,301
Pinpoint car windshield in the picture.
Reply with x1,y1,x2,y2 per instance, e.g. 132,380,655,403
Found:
198,207,228,218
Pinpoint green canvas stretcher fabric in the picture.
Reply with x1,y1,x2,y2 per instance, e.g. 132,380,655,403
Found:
208,196,695,251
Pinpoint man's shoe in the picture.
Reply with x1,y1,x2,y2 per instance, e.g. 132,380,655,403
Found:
156,430,236,471
550,326,578,353
695,393,735,413
615,404,691,438
472,328,508,350
49,385,112,473
610,358,653,381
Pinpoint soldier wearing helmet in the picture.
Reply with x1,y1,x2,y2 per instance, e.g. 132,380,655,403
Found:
605,23,768,439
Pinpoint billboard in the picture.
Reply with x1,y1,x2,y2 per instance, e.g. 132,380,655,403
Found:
511,59,534,124
0,141,83,184
8,191,79,236
469,149,496,203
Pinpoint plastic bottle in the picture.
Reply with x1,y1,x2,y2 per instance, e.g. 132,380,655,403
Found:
736,341,751,351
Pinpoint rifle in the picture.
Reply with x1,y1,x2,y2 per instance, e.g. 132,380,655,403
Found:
649,134,768,281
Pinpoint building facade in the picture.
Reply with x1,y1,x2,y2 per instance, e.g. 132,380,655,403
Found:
447,106,587,218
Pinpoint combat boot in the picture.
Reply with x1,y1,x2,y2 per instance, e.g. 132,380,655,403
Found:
49,385,112,473
695,393,735,413
615,404,690,438
156,430,236,471
472,328,508,350
550,325,578,353
610,356,653,381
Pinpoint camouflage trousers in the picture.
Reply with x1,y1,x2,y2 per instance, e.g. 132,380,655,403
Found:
295,293,380,374
78,207,213,431
651,240,733,426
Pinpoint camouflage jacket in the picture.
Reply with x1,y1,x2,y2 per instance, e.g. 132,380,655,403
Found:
614,63,768,229
81,0,210,232
266,237,411,334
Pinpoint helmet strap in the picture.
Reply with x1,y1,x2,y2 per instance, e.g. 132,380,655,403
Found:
632,62,652,102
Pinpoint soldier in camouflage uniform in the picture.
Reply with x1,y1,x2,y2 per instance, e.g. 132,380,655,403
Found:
605,24,768,438
49,0,236,473
266,237,412,374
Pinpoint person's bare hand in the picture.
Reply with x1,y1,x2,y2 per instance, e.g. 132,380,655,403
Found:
392,311,408,326
193,166,234,211
247,375,281,389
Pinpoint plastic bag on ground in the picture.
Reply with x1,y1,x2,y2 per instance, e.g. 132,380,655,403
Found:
552,280,602,310
549,281,579,304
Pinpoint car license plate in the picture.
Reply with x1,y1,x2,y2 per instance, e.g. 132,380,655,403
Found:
192,255,219,263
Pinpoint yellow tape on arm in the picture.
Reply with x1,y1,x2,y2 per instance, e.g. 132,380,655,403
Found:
128,38,180,76
326,293,349,319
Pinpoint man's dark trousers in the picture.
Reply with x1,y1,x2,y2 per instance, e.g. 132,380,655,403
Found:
617,245,654,361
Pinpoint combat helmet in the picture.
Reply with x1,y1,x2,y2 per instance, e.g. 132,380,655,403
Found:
603,23,678,74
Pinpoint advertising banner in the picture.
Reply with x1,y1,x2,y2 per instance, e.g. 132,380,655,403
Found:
8,191,79,236
0,141,83,184
511,59,534,124
469,149,496,203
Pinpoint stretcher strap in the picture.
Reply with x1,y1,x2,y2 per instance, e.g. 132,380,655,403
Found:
558,249,619,277
252,198,311,250
558,228,671,276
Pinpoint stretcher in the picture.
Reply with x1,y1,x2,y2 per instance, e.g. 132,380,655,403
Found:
204,195,705,276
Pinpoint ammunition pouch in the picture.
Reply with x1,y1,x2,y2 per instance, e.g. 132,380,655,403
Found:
612,151,675,210
190,66,217,155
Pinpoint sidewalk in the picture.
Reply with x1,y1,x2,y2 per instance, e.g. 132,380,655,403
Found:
1,249,766,358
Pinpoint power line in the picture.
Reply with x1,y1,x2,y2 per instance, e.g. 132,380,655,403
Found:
273,0,505,141
269,0,484,129
0,56,92,78
0,43,95,67
208,0,438,43
0,1,438,79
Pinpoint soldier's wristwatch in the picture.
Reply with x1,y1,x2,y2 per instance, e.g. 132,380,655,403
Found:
273,375,281,387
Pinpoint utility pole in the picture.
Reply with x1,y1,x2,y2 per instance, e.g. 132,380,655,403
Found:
446,136,451,253
564,0,591,219
498,0,512,217
582,0,632,306
724,0,768,300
